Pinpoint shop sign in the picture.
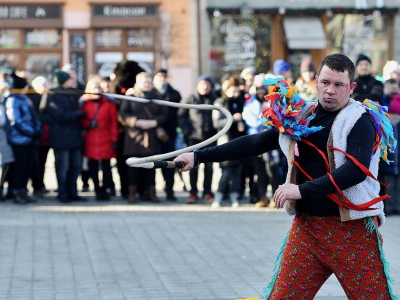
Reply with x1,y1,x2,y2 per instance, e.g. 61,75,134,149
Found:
0,5,60,19
93,5,157,18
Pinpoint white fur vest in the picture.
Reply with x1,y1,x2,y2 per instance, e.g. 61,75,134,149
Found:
279,99,385,226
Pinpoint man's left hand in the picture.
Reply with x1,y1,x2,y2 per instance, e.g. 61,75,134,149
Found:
273,183,301,209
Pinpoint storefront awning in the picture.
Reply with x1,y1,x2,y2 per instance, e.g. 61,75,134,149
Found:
283,17,327,49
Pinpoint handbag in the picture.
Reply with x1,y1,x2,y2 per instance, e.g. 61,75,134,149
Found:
143,106,170,143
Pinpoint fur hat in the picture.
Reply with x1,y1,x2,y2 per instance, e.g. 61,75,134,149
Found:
11,73,28,89
356,54,372,66
55,70,71,85
273,59,291,76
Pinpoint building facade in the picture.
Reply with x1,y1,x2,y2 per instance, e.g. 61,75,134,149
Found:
207,0,400,81
0,0,199,98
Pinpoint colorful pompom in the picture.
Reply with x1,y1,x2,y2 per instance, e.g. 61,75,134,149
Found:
361,99,397,164
260,78,323,140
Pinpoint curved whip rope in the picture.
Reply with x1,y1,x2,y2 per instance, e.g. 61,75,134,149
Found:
102,93,233,168
5,88,233,168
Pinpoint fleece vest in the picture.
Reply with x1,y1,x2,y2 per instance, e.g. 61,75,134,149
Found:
279,99,385,226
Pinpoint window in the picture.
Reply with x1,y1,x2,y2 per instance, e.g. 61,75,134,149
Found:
327,13,388,74
25,29,61,49
0,29,20,49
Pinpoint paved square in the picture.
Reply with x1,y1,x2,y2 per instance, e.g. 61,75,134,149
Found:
0,194,399,300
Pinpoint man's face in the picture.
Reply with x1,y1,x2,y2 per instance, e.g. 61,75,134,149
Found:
356,61,372,76
316,66,356,112
197,80,212,96
136,75,152,91
153,73,167,89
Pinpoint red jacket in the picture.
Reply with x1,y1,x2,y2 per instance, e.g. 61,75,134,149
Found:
81,97,118,160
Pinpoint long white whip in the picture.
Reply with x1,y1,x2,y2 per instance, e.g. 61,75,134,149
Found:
103,93,233,168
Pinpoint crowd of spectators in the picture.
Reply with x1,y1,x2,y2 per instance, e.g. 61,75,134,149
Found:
1,55,400,213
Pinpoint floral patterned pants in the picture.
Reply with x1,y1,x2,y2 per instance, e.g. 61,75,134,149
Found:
266,214,394,300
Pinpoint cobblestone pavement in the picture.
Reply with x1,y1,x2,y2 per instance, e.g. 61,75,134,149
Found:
0,191,399,300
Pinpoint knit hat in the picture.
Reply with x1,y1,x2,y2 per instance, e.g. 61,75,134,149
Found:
355,54,371,66
153,68,168,77
11,73,28,89
300,59,316,74
273,59,291,76
55,70,71,85
197,75,214,87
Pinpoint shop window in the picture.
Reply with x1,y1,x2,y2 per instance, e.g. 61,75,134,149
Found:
127,52,154,74
209,14,272,81
95,29,122,48
127,29,154,48
327,13,388,75
25,29,62,49
0,29,20,49
95,52,123,78
25,53,60,82
0,53,19,70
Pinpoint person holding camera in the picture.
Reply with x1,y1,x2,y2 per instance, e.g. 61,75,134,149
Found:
80,79,118,201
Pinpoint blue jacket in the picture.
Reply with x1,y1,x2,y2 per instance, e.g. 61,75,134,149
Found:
5,94,41,145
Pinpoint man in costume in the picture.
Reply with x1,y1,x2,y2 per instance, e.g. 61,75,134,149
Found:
174,54,397,299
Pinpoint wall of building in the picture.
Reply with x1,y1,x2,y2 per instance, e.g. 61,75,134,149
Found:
0,0,196,99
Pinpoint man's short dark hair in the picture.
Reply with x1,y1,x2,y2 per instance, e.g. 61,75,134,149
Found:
318,54,356,82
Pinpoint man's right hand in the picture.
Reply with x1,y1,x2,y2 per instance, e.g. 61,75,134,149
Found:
174,153,195,172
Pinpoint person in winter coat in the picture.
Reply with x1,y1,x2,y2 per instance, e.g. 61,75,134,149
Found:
0,80,14,202
352,54,383,103
43,70,86,203
120,72,168,203
152,69,182,201
211,76,246,208
379,93,400,215
295,59,318,101
177,75,218,203
80,79,118,201
5,73,41,204
30,76,51,196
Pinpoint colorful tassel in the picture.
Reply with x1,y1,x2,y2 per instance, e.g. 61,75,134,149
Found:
262,232,289,299
361,99,397,164
261,78,323,141
365,218,399,300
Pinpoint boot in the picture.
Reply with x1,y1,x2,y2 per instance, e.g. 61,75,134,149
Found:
0,187,3,202
230,192,240,208
128,186,137,203
255,195,270,208
13,192,28,205
211,192,223,208
149,186,160,203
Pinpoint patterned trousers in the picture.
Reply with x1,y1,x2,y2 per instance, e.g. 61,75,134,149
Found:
264,214,396,300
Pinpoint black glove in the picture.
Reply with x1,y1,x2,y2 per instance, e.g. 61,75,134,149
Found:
112,142,118,149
